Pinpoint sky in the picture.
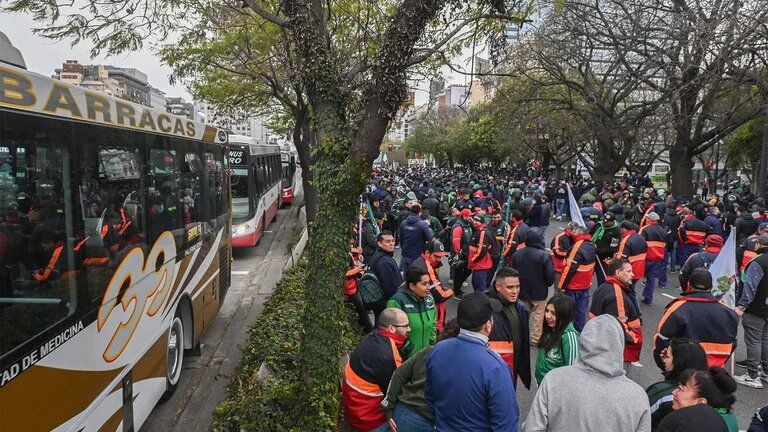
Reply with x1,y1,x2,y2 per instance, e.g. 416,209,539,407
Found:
1,11,476,106
0,12,193,100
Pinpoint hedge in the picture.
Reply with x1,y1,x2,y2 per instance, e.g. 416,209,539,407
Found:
210,260,361,431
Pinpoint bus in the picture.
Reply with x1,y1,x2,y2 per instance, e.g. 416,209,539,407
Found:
0,40,231,431
280,150,297,206
228,135,281,247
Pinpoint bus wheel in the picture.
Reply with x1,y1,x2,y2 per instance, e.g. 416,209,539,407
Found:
161,314,185,400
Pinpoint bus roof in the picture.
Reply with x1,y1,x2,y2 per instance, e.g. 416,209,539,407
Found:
0,60,228,145
229,135,281,155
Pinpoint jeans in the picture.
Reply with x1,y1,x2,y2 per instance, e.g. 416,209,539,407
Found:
659,253,669,288
678,244,700,273
453,264,471,296
391,404,434,432
471,269,491,292
565,289,590,332
364,422,392,432
669,243,678,271
742,313,768,378
644,259,666,302
556,199,566,218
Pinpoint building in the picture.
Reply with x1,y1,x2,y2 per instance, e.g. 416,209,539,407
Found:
54,60,150,105
149,86,167,110
166,97,194,119
434,85,469,110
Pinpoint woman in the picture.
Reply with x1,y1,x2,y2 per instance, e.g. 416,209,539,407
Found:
657,367,738,432
646,338,709,430
386,267,437,355
381,320,461,432
535,294,580,385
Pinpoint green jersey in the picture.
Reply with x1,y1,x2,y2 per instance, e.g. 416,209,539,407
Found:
535,322,580,384
387,289,436,355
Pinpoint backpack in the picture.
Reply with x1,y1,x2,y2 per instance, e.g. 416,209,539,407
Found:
485,228,501,261
437,225,452,250
359,254,384,306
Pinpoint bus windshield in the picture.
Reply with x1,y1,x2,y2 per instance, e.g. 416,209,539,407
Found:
230,167,251,220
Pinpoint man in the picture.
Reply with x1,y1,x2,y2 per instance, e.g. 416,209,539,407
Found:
369,231,403,318
398,204,433,271
422,190,441,219
550,222,576,288
704,206,724,237
503,209,529,267
735,205,760,246
342,308,410,432
678,209,712,267
615,220,647,309
467,214,496,292
589,258,643,366
425,292,519,431
452,189,475,212
410,239,453,331
654,268,739,370
450,208,474,297
523,315,651,432
679,234,722,293
511,230,554,344
554,181,567,220
488,211,509,270
738,222,768,276
557,225,596,332
734,234,768,389
487,268,532,390
590,212,622,285
639,212,670,305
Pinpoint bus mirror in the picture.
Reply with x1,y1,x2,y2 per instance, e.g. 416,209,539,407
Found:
256,168,266,185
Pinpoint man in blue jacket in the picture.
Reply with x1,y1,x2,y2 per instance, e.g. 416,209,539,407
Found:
398,204,433,271
369,231,403,318
425,292,519,431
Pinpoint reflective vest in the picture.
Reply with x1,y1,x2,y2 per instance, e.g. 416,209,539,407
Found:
551,231,570,273
558,240,595,290
639,222,667,261
503,222,526,256
616,232,646,280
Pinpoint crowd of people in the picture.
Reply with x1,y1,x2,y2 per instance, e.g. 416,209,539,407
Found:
342,166,768,432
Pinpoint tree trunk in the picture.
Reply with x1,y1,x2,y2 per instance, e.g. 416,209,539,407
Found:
294,108,317,223
669,139,694,197
592,146,620,183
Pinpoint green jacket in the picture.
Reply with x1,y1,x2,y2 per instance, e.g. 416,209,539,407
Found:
387,288,436,355
535,322,580,384
716,409,738,432
381,346,433,423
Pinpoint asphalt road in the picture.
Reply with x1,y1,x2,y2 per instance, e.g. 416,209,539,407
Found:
397,219,765,430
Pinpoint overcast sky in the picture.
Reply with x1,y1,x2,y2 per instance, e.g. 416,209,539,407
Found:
0,12,192,100
1,11,475,106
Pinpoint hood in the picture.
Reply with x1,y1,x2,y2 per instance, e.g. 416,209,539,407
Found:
575,314,625,378
405,214,422,225
524,229,543,248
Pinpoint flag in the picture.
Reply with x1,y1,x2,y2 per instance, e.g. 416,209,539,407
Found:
710,228,737,306
566,184,586,228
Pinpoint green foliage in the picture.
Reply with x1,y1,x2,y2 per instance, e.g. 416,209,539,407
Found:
724,116,764,172
210,262,361,432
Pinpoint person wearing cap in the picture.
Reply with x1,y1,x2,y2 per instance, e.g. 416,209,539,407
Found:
590,212,623,285
511,229,554,345
450,208,474,296
523,314,651,432
409,239,453,331
342,308,411,432
557,224,596,332
488,210,510,270
734,234,768,389
640,211,672,305
677,210,712,270
550,222,576,288
425,292,519,431
502,209,530,266
679,234,723,293
452,189,475,213
486,267,532,390
467,214,496,292
738,222,768,276
654,268,739,371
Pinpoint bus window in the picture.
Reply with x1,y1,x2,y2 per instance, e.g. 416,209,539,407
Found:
177,141,204,225
148,139,183,246
204,149,227,229
0,112,77,360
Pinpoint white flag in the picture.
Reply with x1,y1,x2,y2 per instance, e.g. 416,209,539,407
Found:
710,228,737,306
566,184,586,228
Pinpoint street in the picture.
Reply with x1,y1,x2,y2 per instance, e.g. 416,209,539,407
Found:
400,220,765,428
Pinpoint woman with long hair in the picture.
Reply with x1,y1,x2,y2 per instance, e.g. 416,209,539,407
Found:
657,367,738,432
535,293,580,385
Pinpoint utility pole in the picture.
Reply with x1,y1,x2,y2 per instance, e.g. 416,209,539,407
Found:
760,104,768,198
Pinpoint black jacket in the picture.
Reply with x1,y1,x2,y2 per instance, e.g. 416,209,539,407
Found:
370,248,403,300
486,289,532,389
656,404,728,432
422,196,440,219
735,213,760,245
511,230,555,301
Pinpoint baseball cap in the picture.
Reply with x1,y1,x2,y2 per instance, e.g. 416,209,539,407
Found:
457,292,503,329
472,214,484,224
705,235,723,249
424,239,448,256
689,268,713,291
647,212,660,221
604,213,615,222
759,222,768,232
460,208,473,218
757,234,768,247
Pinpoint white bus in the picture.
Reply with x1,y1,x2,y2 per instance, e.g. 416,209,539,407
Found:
0,35,231,431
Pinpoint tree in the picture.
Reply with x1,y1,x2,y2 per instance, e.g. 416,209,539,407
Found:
9,0,548,427
723,115,764,181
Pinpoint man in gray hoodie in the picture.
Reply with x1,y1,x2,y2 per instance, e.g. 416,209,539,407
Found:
523,314,651,432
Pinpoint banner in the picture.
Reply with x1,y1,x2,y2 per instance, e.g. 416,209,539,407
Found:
566,184,586,228
710,228,737,306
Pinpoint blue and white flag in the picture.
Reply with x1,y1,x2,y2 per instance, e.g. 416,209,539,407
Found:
566,184,586,228
710,228,737,306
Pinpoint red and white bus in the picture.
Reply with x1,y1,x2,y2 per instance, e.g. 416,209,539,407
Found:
228,135,282,247
280,150,297,206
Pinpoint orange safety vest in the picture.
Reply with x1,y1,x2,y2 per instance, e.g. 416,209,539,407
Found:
558,240,595,290
616,233,646,280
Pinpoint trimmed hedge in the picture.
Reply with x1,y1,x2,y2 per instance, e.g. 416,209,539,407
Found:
210,260,361,431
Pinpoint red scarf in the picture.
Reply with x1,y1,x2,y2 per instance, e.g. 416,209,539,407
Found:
605,275,629,290
379,329,407,347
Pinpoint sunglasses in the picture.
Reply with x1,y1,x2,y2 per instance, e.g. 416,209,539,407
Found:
392,323,410,328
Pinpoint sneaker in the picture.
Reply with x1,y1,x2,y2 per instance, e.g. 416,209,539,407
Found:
462,282,469,288
734,374,764,389
736,359,750,368
761,370,768,382
641,298,653,305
